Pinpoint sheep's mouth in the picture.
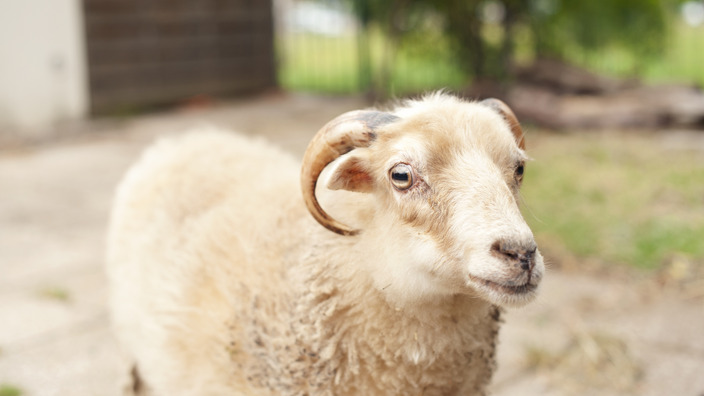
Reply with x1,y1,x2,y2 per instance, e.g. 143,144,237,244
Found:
467,274,538,296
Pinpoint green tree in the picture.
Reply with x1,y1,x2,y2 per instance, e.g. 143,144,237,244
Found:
529,0,670,62
352,0,682,84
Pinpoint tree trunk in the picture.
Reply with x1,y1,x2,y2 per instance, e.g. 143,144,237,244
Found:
445,0,485,78
499,3,517,80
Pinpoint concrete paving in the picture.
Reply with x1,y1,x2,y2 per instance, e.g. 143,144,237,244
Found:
1,93,702,396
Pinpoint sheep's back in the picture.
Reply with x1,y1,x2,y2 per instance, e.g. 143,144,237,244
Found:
107,129,308,395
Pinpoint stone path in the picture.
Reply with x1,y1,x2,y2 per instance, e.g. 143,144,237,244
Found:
1,93,702,396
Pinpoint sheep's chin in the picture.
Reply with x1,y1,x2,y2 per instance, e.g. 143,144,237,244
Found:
465,272,542,308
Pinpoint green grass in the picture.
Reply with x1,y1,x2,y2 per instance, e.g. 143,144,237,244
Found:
0,384,23,396
522,131,704,269
37,286,71,303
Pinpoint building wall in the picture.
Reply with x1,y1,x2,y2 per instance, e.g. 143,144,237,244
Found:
0,0,88,135
0,0,276,138
83,0,277,115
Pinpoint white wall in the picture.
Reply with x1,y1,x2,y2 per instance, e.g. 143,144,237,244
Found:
0,0,88,137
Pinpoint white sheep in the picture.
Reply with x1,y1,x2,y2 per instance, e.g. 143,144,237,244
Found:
107,92,544,395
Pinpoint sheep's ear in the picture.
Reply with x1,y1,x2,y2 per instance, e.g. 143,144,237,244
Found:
327,154,374,193
482,98,525,150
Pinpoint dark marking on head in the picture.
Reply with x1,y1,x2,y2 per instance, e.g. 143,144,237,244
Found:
489,305,502,322
358,112,400,130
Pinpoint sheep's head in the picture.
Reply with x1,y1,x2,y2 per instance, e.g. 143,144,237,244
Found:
301,94,543,308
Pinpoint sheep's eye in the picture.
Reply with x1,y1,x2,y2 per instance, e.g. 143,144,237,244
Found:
515,163,525,181
389,163,414,190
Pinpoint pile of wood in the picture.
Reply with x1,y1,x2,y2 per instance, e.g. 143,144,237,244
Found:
467,58,704,129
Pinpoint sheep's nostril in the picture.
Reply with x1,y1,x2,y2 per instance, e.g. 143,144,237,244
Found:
520,254,533,271
491,239,536,271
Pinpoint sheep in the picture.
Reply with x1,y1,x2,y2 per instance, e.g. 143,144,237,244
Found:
106,92,544,396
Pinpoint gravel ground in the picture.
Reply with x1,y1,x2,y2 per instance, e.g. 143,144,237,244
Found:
1,93,702,396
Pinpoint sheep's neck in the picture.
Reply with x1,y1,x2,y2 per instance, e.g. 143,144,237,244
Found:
292,252,501,394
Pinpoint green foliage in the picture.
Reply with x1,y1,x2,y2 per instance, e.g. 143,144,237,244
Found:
531,0,668,59
352,0,685,80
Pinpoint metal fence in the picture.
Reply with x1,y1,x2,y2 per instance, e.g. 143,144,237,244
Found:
275,0,467,98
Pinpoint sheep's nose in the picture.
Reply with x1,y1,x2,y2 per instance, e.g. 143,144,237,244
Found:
491,239,537,271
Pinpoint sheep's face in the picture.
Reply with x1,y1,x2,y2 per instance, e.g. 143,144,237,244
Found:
327,96,544,307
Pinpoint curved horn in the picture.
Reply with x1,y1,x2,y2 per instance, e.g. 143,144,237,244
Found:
301,110,399,236
482,98,525,150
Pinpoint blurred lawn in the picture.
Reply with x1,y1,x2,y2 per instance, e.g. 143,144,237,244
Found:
522,131,704,270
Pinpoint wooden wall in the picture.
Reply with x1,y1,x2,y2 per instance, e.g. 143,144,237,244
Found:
83,0,276,114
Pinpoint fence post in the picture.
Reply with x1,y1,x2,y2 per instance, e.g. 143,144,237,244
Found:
354,0,373,94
